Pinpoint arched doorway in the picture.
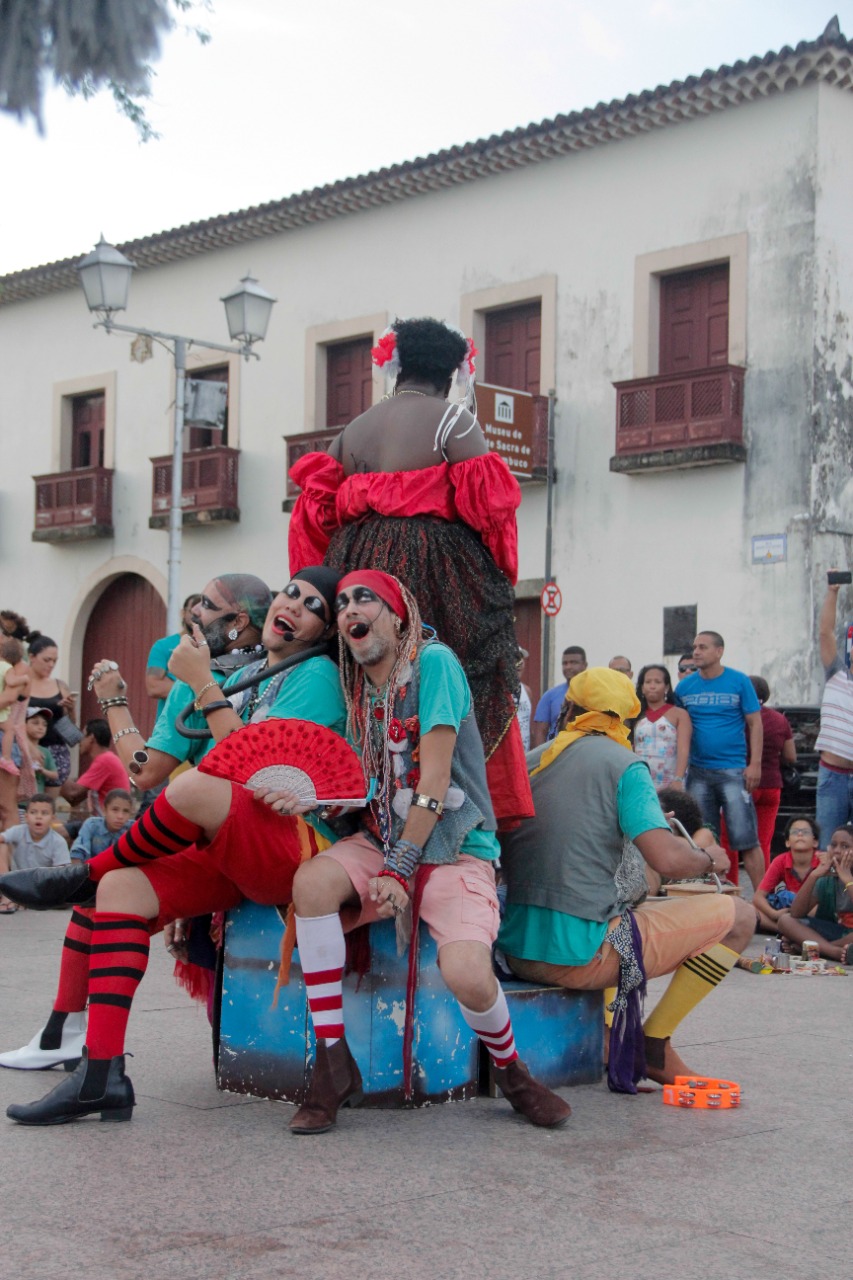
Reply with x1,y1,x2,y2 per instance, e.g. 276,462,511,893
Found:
80,575,166,740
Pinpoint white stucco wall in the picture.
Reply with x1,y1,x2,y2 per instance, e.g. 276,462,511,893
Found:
1,79,848,701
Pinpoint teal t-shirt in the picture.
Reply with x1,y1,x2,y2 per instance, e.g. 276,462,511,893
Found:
497,759,669,964
147,671,228,765
418,645,498,862
252,656,346,736
146,631,182,723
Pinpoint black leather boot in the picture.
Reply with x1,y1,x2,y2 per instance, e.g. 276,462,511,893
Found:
290,1038,364,1135
0,864,96,910
6,1049,134,1125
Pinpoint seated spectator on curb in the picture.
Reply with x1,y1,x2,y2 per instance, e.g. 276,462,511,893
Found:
0,795,69,911
752,816,821,934
777,823,853,964
70,790,135,863
498,667,755,1094
61,719,130,815
19,708,60,803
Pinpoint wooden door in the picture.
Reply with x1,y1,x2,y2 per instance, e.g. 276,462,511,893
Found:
80,575,166,740
660,265,729,374
484,303,541,395
71,393,105,469
326,337,373,427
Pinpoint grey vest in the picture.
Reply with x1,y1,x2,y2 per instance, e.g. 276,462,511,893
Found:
501,734,646,923
364,640,496,865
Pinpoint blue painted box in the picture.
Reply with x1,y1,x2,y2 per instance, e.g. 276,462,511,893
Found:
217,901,602,1108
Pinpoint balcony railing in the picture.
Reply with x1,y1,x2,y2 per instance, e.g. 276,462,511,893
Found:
611,364,746,473
282,429,339,510
32,467,114,542
149,445,240,528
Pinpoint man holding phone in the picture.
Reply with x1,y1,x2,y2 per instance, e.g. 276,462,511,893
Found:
816,568,853,835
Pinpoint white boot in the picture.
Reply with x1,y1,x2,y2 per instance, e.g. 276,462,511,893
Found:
0,1011,87,1070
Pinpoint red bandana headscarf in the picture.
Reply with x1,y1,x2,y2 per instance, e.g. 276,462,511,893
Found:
337,571,408,626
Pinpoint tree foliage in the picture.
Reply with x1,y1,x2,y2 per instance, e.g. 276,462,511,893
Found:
0,0,210,140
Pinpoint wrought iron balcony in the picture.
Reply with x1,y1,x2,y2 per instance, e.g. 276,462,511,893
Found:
610,364,746,474
32,467,114,542
150,445,240,528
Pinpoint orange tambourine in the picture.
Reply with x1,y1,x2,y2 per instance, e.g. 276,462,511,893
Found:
662,1076,742,1109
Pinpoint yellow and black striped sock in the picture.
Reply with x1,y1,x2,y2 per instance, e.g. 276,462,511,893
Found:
643,943,738,1041
603,987,617,1029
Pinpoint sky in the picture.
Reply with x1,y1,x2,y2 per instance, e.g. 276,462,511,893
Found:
1,0,850,275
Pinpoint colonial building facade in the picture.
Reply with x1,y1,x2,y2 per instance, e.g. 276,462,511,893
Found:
1,21,852,722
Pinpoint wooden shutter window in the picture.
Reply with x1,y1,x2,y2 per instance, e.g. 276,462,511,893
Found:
659,264,729,375
326,337,373,428
484,302,541,396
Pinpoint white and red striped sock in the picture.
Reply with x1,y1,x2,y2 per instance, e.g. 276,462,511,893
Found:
458,988,519,1067
295,913,346,1046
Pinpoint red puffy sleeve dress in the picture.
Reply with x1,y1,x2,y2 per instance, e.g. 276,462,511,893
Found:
288,450,533,826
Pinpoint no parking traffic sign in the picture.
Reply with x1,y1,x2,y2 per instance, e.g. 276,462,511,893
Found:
540,582,562,617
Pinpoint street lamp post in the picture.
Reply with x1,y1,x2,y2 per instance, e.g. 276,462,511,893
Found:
77,237,276,633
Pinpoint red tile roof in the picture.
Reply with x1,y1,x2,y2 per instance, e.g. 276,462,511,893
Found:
2,21,850,306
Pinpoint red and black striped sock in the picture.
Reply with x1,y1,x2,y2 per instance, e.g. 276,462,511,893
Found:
86,913,151,1059
86,792,203,880
53,906,95,1013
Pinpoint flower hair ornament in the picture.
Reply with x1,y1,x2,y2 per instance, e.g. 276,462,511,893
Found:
371,328,401,381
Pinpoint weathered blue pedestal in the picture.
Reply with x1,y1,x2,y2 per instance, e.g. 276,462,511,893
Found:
217,901,602,1107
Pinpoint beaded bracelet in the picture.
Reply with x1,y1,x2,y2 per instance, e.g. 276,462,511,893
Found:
385,837,423,880
113,726,142,742
379,868,409,893
98,696,129,710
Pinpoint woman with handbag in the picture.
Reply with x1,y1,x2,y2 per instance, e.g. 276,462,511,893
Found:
26,635,80,795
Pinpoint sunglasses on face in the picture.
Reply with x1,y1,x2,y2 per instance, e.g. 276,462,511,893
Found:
678,664,695,673
334,587,383,616
283,581,328,621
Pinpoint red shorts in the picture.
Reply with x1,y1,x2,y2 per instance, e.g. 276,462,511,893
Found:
143,783,304,931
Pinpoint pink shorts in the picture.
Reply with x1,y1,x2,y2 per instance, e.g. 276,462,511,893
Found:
319,834,499,952
507,893,736,990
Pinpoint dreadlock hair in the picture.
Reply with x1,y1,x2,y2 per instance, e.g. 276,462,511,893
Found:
393,318,468,391
339,578,425,843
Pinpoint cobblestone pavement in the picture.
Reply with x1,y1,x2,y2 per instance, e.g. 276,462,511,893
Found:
0,909,849,1280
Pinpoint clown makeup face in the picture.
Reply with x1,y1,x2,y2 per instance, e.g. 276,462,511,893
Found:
263,580,332,653
337,584,398,674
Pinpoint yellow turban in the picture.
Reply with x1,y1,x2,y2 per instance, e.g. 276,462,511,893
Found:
530,666,639,777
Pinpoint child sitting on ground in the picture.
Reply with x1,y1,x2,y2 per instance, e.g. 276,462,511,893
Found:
752,815,821,933
70,789,134,862
0,794,70,913
776,823,853,964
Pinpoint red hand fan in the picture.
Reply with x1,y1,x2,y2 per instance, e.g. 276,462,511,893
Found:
198,719,369,806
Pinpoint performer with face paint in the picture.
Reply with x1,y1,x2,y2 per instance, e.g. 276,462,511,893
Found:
0,569,348,1126
284,569,570,1135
